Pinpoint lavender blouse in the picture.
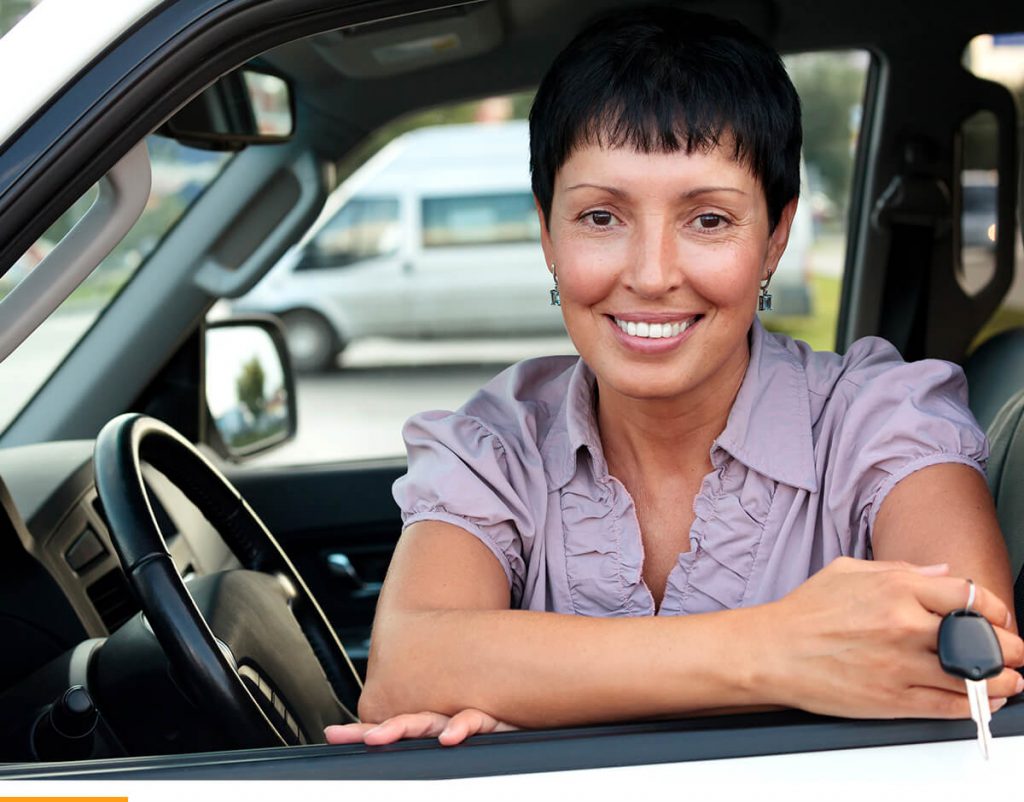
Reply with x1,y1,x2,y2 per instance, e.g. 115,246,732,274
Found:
393,320,988,616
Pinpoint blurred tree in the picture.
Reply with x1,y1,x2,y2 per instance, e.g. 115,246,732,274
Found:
786,53,866,215
337,92,534,183
0,0,36,36
236,357,266,420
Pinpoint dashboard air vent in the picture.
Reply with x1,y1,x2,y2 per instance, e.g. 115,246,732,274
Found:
86,569,139,633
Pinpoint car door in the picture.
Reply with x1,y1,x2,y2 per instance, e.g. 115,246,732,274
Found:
5,0,1024,785
223,459,403,678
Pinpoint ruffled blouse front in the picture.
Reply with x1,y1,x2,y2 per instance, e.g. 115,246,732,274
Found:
393,320,988,616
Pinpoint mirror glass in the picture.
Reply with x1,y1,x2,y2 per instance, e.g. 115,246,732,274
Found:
206,324,292,457
242,71,293,137
160,69,293,148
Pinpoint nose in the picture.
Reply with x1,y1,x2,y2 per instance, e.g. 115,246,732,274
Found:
624,216,683,298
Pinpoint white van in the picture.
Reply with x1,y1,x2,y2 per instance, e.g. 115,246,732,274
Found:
236,120,812,371
234,121,559,370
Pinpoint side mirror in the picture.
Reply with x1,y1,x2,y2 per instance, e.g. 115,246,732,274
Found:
204,316,297,459
158,68,294,150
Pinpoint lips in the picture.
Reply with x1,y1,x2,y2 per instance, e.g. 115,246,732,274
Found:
611,314,702,339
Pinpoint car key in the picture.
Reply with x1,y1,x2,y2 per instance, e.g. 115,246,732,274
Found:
937,610,1004,759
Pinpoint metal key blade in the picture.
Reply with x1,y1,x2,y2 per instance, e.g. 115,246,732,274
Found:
937,611,1004,761
967,678,993,759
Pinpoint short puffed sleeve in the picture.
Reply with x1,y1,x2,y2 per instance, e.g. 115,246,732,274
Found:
818,338,988,547
392,410,535,603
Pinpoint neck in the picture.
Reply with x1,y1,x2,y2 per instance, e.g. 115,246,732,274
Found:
596,341,750,485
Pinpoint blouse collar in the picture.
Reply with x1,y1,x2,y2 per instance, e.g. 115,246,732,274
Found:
542,318,818,493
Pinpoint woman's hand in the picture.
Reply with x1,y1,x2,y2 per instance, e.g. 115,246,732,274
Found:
324,708,517,747
762,557,1024,719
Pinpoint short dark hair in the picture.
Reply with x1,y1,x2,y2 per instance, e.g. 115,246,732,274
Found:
529,7,802,231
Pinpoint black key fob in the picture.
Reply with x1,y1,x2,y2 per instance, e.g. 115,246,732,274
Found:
937,610,1003,681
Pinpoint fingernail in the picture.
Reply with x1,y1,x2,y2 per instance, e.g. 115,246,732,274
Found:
364,726,381,737
912,563,949,575
994,697,1008,711
1007,612,1013,629
1015,675,1024,695
439,727,451,739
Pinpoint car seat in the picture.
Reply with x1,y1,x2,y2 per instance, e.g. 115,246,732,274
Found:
984,387,1024,629
963,153,1024,431
965,151,1024,628
965,329,1024,432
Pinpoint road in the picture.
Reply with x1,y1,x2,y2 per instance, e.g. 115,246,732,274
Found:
252,335,576,466
0,308,99,427
0,306,574,457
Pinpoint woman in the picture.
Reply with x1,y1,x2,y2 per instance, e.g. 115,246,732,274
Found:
327,6,1023,747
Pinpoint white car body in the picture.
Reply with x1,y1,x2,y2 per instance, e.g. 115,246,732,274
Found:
235,121,560,348
0,0,1021,791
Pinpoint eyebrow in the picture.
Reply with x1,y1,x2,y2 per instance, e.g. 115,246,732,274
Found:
564,183,748,199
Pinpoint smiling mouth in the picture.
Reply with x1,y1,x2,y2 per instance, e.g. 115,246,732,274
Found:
611,315,702,339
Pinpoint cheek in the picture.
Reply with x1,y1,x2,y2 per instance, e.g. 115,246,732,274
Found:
553,242,624,306
682,242,763,305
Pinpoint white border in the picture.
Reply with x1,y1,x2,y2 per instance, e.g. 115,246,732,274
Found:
0,0,165,144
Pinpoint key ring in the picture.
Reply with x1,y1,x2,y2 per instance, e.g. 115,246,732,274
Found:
964,578,976,613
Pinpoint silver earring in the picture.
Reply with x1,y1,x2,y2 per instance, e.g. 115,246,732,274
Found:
758,274,773,312
549,264,561,306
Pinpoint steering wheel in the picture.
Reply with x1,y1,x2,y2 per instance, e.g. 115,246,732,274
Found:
93,413,361,749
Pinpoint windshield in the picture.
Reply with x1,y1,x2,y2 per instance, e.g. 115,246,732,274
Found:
0,137,232,430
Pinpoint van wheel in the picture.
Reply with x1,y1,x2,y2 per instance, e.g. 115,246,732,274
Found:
280,310,343,372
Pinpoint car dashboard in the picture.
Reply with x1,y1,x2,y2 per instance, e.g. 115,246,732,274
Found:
0,439,238,761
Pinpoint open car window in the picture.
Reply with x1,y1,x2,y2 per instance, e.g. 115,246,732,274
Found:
224,51,870,467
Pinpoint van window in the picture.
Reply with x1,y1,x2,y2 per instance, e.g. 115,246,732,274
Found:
422,193,539,247
297,196,401,270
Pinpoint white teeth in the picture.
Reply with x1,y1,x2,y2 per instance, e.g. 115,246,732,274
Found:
615,316,696,339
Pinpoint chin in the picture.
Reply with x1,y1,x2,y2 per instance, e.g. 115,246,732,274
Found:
602,367,702,402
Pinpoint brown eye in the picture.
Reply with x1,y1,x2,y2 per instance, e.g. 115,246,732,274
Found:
589,210,613,226
698,214,724,229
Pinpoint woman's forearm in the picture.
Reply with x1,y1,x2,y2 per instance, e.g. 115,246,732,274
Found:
359,604,777,727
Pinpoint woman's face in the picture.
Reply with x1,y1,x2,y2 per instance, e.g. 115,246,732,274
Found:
539,141,796,405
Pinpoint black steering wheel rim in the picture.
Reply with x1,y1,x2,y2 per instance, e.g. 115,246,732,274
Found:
94,413,361,749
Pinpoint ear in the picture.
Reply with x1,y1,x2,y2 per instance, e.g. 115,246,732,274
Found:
763,197,799,281
535,195,555,272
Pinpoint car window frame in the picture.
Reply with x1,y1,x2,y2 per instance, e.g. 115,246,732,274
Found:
3,703,1024,779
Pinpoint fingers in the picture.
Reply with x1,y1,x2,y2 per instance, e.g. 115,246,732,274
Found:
996,625,1024,667
824,558,1004,626
363,711,452,745
988,667,1024,699
901,686,1009,719
826,557,949,576
912,576,1009,628
907,653,1024,698
324,723,379,744
438,708,503,746
325,712,451,746
324,709,515,748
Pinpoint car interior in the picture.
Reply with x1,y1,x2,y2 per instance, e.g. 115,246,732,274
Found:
0,0,1023,781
